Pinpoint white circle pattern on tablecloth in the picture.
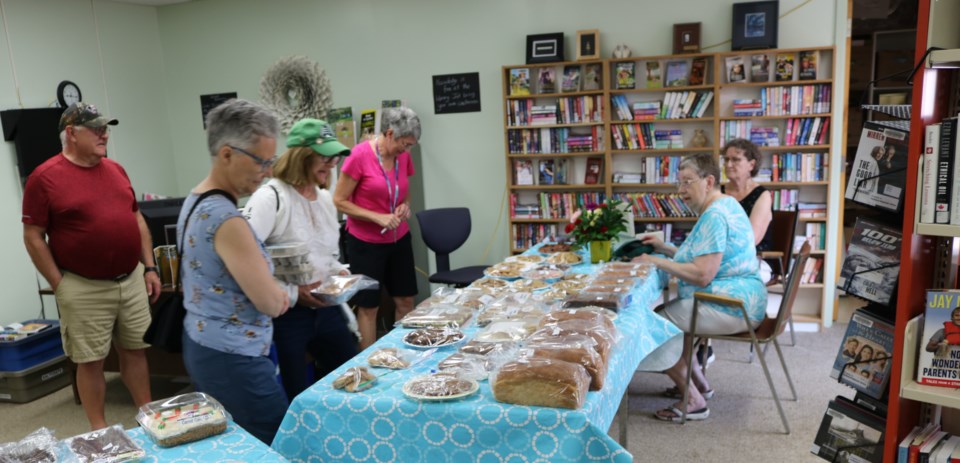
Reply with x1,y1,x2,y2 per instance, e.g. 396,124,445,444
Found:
371,416,396,440
300,409,321,433
504,406,532,427
477,449,503,463
321,392,345,410
347,438,371,461
372,442,396,463
477,403,505,424
397,443,421,461
347,413,371,435
533,430,559,458
423,421,448,445
533,408,561,430
372,397,397,415
323,435,347,459
448,423,475,448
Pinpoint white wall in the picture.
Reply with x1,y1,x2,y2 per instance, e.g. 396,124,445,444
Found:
0,0,842,325
155,0,841,278
0,0,174,325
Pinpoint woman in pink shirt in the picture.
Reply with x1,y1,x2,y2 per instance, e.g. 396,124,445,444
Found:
334,107,421,348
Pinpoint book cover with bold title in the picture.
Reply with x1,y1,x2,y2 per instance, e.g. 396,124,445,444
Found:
837,217,902,306
844,121,910,212
917,290,960,387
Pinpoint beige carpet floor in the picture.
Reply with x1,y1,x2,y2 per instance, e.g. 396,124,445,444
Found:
0,323,856,462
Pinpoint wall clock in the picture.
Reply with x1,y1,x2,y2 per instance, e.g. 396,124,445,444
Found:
57,81,81,107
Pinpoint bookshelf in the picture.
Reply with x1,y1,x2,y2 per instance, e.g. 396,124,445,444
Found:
884,0,960,460
501,48,836,318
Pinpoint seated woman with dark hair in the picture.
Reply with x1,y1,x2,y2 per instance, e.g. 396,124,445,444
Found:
634,153,766,422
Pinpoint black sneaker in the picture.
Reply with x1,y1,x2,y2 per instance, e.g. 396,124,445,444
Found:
696,345,716,365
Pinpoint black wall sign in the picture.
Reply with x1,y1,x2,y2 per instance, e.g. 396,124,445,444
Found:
432,73,480,114
200,92,237,128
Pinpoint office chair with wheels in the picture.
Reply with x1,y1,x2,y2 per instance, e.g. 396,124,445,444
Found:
415,207,487,287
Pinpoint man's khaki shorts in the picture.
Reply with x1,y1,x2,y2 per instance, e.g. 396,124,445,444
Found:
54,263,152,363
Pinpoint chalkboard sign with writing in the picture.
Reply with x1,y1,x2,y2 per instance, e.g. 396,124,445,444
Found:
432,73,480,114
200,92,237,128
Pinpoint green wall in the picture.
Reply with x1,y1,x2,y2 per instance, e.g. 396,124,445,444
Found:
0,0,840,325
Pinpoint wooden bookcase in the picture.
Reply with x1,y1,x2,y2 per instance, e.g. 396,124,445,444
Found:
884,0,960,460
500,48,836,322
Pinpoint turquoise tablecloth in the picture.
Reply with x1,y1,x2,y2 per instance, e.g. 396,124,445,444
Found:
128,422,289,462
272,248,681,463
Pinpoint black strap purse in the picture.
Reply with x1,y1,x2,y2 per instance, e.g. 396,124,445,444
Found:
142,189,232,353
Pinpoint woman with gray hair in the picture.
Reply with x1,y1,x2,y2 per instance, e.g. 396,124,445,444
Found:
633,152,766,422
334,107,421,349
178,99,290,444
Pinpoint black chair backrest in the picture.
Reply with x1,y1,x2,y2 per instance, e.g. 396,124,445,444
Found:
415,207,472,273
769,209,800,277
774,240,810,335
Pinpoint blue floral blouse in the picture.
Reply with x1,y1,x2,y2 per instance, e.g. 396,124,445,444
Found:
674,196,768,321
178,193,273,357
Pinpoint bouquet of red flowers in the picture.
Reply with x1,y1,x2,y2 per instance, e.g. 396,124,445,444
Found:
564,199,629,247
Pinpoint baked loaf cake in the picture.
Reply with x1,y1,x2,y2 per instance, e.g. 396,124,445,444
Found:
522,337,606,390
492,357,590,409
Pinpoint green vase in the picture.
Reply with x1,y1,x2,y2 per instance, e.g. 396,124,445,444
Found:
589,240,612,264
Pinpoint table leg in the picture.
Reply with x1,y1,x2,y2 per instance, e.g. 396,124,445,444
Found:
617,391,628,448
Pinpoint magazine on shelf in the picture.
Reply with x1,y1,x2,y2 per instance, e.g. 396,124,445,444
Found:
538,67,556,94
837,217,902,306
514,159,534,185
750,54,770,82
725,56,747,83
664,60,690,87
538,159,555,185
829,308,894,399
811,396,885,463
775,52,795,81
917,289,960,388
689,58,707,86
616,62,636,89
584,157,603,184
510,68,531,96
843,121,910,213
583,63,602,91
645,61,662,89
561,65,581,92
799,50,819,80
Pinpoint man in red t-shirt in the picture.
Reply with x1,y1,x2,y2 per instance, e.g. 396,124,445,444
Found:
21,102,161,430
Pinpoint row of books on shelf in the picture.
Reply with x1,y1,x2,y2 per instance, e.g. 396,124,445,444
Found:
611,156,682,185
759,84,832,116
898,424,960,463
798,222,826,251
720,117,830,147
610,91,714,121
796,256,824,284
811,393,886,463
798,202,827,219
611,124,684,151
507,127,602,154
508,64,603,96
919,116,960,224
614,57,708,90
844,122,909,214
770,189,800,212
750,152,828,182
513,157,604,186
531,192,607,220
512,223,559,250
612,192,696,219
506,96,604,126
725,50,820,84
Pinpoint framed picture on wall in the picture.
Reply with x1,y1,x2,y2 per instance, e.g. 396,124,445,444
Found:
526,33,564,64
731,1,778,51
673,23,701,54
576,29,600,60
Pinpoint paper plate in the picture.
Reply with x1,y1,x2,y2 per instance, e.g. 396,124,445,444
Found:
402,375,479,402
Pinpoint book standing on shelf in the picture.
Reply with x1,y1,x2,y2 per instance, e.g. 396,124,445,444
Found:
844,121,910,213
751,54,770,82
616,62,636,89
555,159,568,185
645,61,661,88
934,118,958,224
919,123,940,224
664,60,690,87
917,290,960,388
775,52,795,81
584,157,603,184
538,159,555,185
510,68,531,96
689,57,707,86
514,159,534,185
561,65,581,92
811,395,885,463
725,56,747,83
538,68,556,94
583,63,601,91
829,308,894,399
837,217,902,307
799,50,819,80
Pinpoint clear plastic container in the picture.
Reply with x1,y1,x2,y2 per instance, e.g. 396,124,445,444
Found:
135,393,229,448
266,242,308,258
61,425,145,462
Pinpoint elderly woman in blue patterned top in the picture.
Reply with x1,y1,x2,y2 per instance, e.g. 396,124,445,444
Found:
177,99,290,444
634,153,767,422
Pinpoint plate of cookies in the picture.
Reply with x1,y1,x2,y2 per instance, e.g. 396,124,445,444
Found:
402,328,466,349
402,373,479,401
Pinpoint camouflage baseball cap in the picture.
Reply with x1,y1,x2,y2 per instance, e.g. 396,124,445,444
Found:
58,102,119,132
286,119,350,157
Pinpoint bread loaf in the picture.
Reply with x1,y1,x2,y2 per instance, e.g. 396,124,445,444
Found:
523,338,606,390
492,357,590,409
530,319,615,365
540,309,616,332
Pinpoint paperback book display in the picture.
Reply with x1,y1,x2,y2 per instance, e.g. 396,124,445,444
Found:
844,121,910,213
644,62,661,88
751,54,770,82
799,50,819,80
829,308,894,399
689,58,707,86
725,56,747,83
538,68,556,94
917,290,960,388
775,53,795,81
837,217,902,306
616,62,635,89
811,396,885,463
583,63,601,91
664,61,690,87
561,65,580,92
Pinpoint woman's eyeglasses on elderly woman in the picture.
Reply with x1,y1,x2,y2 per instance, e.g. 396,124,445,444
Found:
229,145,276,172
320,155,344,165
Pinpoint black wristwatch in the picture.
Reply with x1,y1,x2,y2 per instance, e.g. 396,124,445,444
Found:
143,266,159,274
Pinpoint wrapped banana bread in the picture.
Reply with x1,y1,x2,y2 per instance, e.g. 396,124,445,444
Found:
491,357,590,409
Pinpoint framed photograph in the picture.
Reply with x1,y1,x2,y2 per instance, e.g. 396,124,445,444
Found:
673,23,701,54
526,33,564,64
576,29,600,60
731,1,779,51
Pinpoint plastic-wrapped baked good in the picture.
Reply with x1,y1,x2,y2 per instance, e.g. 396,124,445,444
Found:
491,357,590,409
402,372,479,401
520,267,565,282
477,303,546,327
530,319,617,365
0,427,58,463
459,339,520,356
312,275,379,306
136,393,229,448
590,276,638,286
332,366,377,392
539,243,575,253
367,347,414,369
62,425,145,463
436,353,489,381
400,305,474,329
470,278,510,291
415,287,461,309
508,254,544,264
546,252,582,265
562,273,591,282
553,279,587,293
510,279,551,292
562,292,629,311
581,284,633,295
474,320,538,343
540,308,617,332
402,328,465,348
520,335,606,390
